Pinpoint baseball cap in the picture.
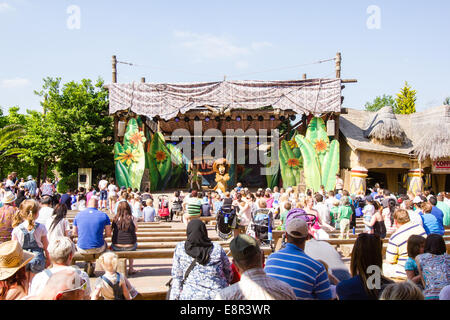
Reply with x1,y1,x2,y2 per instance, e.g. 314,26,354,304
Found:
285,218,309,239
230,234,260,261
413,196,423,204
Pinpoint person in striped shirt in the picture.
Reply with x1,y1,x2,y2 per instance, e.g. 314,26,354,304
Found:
183,190,203,225
264,218,332,300
383,209,427,279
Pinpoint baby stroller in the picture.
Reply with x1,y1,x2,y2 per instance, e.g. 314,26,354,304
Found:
157,196,170,222
247,208,274,250
216,198,237,240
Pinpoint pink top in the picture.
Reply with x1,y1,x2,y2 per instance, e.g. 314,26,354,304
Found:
265,197,274,209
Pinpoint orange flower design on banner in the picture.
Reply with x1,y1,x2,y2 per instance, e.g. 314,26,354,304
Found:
129,131,146,146
287,158,300,168
314,139,328,153
155,151,167,162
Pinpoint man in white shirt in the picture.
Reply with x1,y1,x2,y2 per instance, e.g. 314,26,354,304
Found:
335,174,344,192
314,193,333,231
98,176,109,211
36,196,54,225
325,190,337,210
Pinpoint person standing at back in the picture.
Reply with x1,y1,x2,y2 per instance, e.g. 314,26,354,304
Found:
98,176,109,211
72,197,111,275
24,176,37,199
265,218,332,300
335,174,344,194
107,179,118,216
40,178,55,205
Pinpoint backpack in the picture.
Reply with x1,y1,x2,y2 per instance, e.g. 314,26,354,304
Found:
101,272,125,300
216,198,237,240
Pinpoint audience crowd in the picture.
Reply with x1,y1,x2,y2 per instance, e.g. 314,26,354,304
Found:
0,171,449,300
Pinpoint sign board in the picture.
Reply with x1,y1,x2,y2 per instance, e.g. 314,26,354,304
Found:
78,168,92,190
432,159,450,174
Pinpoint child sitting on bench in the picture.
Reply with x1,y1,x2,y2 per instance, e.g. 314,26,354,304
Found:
91,252,131,300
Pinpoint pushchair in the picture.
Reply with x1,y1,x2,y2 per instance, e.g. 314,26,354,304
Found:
157,196,170,222
216,198,237,240
247,208,274,250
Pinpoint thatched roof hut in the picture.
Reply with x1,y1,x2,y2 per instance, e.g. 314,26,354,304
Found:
362,106,407,144
412,106,450,161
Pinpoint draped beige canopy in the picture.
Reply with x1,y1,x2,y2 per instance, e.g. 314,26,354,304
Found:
108,78,342,120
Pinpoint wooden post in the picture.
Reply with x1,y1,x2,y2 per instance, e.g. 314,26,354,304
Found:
112,55,119,143
141,77,146,83
335,52,341,79
335,52,342,140
302,73,307,80
112,55,117,83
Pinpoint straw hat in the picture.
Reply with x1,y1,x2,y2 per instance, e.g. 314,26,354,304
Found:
0,240,34,280
1,191,16,204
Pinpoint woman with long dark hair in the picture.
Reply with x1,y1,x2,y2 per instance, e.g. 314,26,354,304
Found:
336,233,393,300
169,219,231,300
382,198,397,234
363,201,387,239
111,201,138,274
45,204,71,243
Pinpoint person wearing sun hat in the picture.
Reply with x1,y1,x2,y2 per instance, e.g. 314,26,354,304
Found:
0,191,18,244
0,240,34,300
265,218,332,300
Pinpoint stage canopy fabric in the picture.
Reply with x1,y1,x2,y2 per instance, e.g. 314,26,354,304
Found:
108,78,341,120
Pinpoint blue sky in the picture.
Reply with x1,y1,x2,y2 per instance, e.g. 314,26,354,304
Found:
0,0,449,114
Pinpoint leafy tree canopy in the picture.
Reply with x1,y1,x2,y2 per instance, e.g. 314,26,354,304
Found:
364,94,397,112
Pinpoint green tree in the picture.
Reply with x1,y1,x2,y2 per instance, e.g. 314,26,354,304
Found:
20,109,57,184
364,94,397,112
34,77,114,182
395,82,417,114
444,97,450,105
0,124,26,178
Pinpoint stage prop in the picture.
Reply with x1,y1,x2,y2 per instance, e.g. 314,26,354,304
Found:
114,118,146,189
279,134,303,188
295,117,340,192
212,158,230,194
